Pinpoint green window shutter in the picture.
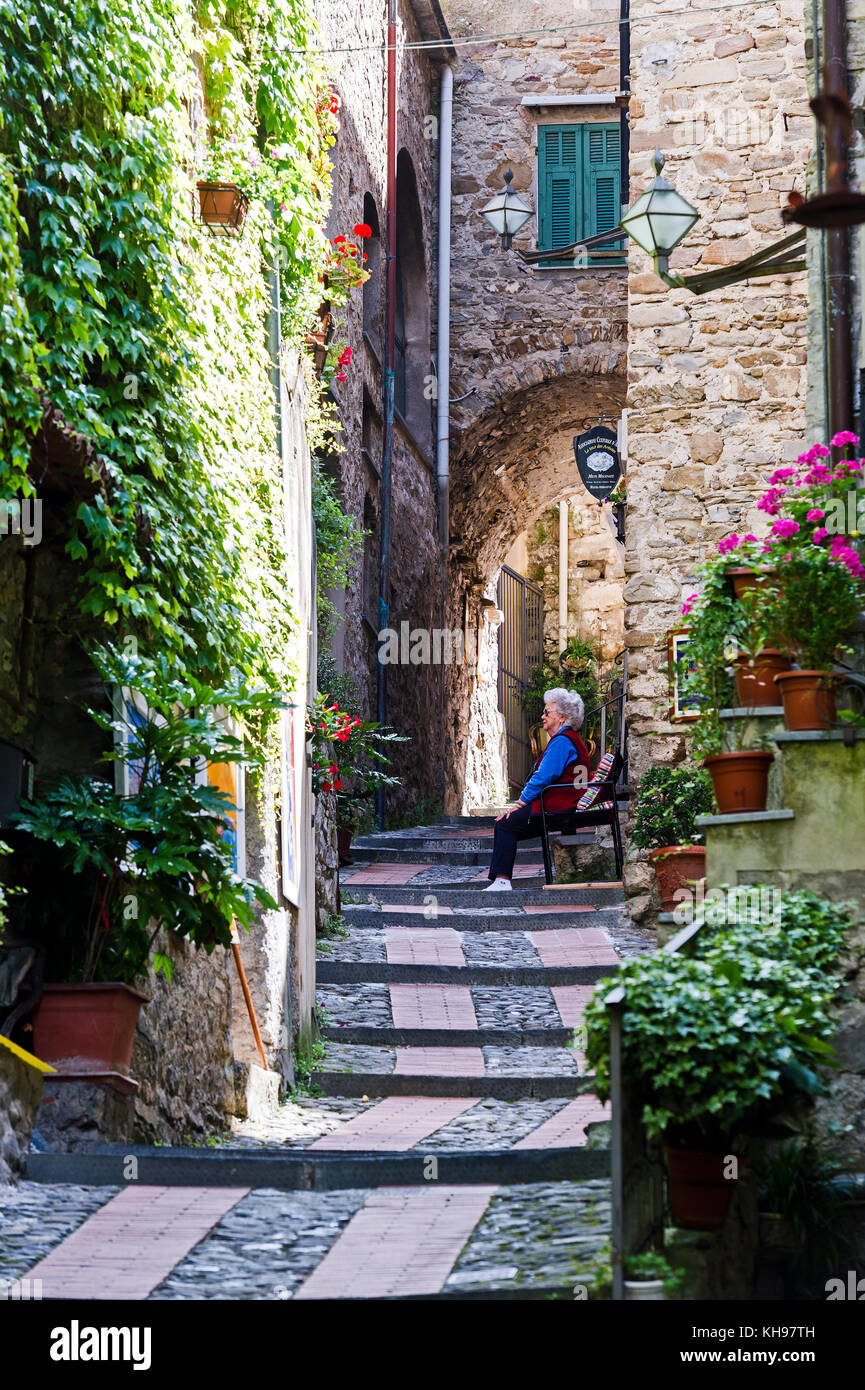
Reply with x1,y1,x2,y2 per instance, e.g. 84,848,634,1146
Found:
538,125,579,251
583,123,622,258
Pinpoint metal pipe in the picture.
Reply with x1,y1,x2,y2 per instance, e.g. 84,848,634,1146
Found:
376,0,398,830
822,0,854,436
813,0,831,436
436,64,454,553
558,500,568,654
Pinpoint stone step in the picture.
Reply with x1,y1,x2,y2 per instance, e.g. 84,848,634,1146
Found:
344,846,548,866
321,1024,579,1046
311,1041,591,1098
24,1143,610,1191
340,904,626,931
316,981,607,1038
339,882,625,908
317,960,617,987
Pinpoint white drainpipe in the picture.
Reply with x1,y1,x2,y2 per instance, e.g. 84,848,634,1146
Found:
436,63,454,552
559,499,569,653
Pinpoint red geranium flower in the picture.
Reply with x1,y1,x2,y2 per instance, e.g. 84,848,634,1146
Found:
322,780,332,792
334,780,343,790
353,222,372,238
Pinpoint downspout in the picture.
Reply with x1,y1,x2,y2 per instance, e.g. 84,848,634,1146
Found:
822,0,854,435
436,64,454,553
377,0,398,831
813,0,831,435
558,500,568,654
437,63,454,817
619,0,630,214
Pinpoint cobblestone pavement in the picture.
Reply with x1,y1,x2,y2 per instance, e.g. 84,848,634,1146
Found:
6,817,634,1299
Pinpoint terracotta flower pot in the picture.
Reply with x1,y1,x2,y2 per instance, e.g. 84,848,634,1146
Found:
32,982,149,1076
774,669,839,731
337,824,355,865
196,181,249,235
726,566,779,600
649,845,706,914
733,649,792,707
702,750,773,814
665,1146,733,1230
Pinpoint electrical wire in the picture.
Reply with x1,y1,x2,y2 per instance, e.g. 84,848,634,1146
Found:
289,0,788,56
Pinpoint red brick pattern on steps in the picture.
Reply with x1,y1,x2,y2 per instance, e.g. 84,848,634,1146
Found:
529,928,619,967
550,984,597,1028
22,1186,248,1301
309,1097,477,1150
513,1097,610,1149
293,1186,497,1299
390,983,477,1029
341,863,432,884
385,927,465,967
394,1047,485,1076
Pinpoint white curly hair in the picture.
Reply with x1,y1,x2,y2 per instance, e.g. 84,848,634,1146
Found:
544,687,585,730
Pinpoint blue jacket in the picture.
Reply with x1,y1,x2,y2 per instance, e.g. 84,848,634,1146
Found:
520,727,589,808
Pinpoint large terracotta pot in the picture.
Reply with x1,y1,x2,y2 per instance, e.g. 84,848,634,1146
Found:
649,845,706,914
665,1147,733,1230
733,649,791,707
32,983,149,1075
702,750,773,814
774,669,839,731
726,566,779,600
196,181,249,234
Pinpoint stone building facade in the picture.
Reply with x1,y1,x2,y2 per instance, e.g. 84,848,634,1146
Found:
316,0,453,815
622,0,811,814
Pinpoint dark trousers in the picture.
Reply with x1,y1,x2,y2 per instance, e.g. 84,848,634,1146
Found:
488,804,568,880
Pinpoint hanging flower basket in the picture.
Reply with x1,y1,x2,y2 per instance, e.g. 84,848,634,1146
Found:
195,181,249,237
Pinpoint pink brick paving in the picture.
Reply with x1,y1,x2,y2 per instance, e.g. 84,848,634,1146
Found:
385,927,465,967
341,863,432,884
310,1097,477,1150
394,1047,485,1076
529,928,619,967
513,1097,611,1149
293,1186,497,1299
390,983,478,1029
550,984,597,1028
22,1186,249,1301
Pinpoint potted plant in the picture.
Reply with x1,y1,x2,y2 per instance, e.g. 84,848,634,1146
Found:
308,695,407,858
10,649,280,1080
729,583,792,708
681,557,775,812
584,889,847,1230
608,476,626,544
630,765,714,913
773,543,864,730
624,1251,686,1301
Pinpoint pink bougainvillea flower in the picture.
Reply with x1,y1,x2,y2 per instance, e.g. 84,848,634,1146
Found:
812,527,829,543
771,518,800,539
353,222,372,238
806,508,826,521
831,430,859,447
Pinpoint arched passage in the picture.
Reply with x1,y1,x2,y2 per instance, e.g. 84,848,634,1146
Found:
443,353,626,812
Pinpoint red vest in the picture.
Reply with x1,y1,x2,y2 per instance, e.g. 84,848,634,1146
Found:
529,727,591,814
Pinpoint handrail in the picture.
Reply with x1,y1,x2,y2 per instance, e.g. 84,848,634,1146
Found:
603,908,710,1299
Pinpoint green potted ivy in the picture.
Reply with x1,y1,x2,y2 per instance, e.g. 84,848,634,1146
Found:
630,766,714,914
11,650,280,1083
624,1251,686,1301
584,890,848,1230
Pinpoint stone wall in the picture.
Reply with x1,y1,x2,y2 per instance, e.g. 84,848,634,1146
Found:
623,0,810,902
317,0,447,817
0,1039,45,1181
522,494,625,664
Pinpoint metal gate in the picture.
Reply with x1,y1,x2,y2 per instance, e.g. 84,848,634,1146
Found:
497,565,545,795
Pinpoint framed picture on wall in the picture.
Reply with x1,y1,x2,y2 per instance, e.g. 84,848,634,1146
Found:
667,628,701,722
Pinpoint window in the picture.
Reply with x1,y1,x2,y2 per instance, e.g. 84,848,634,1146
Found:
537,123,624,266
394,149,430,446
361,193,381,347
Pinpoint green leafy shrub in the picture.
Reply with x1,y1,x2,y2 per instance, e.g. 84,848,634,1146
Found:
584,890,851,1148
630,765,714,849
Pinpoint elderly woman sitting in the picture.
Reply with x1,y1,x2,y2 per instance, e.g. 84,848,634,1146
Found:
484,687,590,892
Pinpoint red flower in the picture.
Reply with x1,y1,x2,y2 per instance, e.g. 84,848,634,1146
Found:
332,235,346,245
336,730,349,741
335,371,346,383
328,763,339,774
362,252,368,261
353,222,372,238
334,780,343,790
345,244,357,257
322,780,332,792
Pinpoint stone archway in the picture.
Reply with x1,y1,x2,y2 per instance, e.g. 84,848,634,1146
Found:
443,354,626,812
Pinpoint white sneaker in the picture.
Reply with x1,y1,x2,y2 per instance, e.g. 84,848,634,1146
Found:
483,878,513,892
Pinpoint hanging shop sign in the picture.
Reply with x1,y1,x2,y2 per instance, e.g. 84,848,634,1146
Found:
573,424,621,502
